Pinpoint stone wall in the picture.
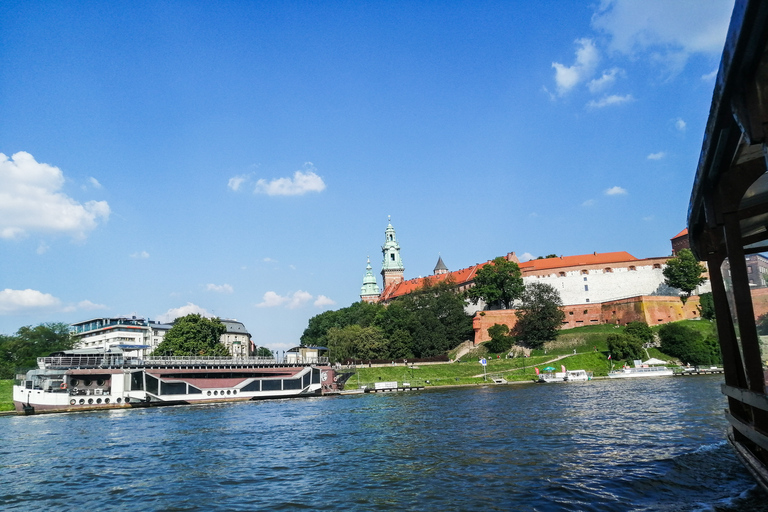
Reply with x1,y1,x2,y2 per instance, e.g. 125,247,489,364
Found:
472,295,703,345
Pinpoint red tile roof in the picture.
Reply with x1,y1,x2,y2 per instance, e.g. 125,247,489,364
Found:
671,228,688,240
380,264,482,301
379,251,643,301
518,251,638,271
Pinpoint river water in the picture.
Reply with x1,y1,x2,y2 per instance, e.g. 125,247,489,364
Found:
1,374,766,511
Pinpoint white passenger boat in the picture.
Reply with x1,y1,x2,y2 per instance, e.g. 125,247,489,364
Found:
13,348,347,415
608,366,674,379
565,369,592,381
537,369,592,383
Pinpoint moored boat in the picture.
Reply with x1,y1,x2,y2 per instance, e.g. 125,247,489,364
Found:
12,347,347,415
608,366,674,379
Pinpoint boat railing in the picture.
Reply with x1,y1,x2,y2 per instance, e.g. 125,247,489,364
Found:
38,355,330,369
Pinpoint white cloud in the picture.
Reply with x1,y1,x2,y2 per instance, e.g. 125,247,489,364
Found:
552,38,599,96
89,177,102,189
591,0,733,71
228,174,248,191
36,241,49,254
0,288,60,313
587,68,623,93
76,299,107,311
643,215,655,221
206,283,234,294
519,252,534,262
288,290,313,309
701,68,718,81
254,163,326,196
586,94,634,109
582,199,596,207
156,303,212,323
0,152,110,240
605,186,628,195
314,295,336,307
263,257,276,263
256,291,290,308
647,151,666,160
130,251,150,259
256,290,315,309
675,118,687,131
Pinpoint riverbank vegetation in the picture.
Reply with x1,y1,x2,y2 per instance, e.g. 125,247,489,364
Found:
0,380,14,411
347,319,719,389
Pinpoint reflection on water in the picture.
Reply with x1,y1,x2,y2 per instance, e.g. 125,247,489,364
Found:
0,375,765,511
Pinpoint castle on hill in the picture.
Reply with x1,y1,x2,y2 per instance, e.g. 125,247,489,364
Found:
360,219,714,341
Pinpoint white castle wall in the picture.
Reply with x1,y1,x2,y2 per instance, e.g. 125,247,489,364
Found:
523,262,680,306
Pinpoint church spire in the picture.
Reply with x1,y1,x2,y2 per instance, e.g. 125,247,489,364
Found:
434,255,448,275
381,216,404,289
360,257,381,303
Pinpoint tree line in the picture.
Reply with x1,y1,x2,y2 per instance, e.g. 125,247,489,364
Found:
0,323,74,379
301,280,474,362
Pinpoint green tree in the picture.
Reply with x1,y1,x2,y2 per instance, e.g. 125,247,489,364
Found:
624,321,653,345
0,322,74,378
658,322,720,366
663,249,707,304
254,346,273,357
699,292,716,320
326,325,388,362
485,323,514,353
466,256,524,309
606,333,645,361
513,282,565,349
397,280,474,357
153,314,229,356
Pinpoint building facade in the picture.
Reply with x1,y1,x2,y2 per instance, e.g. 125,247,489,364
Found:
71,316,253,357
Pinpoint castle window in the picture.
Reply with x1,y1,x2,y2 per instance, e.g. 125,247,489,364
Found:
604,267,613,273
559,272,565,277
629,266,636,271
584,285,589,292
583,276,588,281
583,310,588,314
391,254,395,261
581,269,588,275
653,263,661,269
586,298,590,302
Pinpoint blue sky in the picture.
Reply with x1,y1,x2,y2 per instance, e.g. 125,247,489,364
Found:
0,0,735,352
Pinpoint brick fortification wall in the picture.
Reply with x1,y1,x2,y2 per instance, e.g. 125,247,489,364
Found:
472,295,703,344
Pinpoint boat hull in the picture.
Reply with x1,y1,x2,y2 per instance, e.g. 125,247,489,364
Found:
13,357,340,415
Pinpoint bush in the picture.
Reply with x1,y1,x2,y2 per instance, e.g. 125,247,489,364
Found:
624,322,653,345
658,322,720,366
485,324,514,353
606,333,645,361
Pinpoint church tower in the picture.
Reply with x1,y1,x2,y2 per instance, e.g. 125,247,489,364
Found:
381,217,405,289
434,255,448,275
360,257,381,303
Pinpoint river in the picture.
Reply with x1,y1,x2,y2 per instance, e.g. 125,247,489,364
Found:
1,374,766,511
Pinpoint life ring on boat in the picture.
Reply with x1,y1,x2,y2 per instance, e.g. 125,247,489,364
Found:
60,383,67,390
70,399,76,405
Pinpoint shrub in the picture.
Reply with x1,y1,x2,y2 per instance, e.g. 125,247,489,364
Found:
606,333,645,361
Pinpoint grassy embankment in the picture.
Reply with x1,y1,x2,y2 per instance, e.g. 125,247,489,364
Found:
351,320,716,389
0,380,14,411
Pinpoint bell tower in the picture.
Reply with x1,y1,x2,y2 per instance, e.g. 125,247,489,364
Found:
360,257,381,303
381,216,404,289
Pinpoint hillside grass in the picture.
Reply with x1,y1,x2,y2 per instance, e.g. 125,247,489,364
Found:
349,320,716,389
0,380,14,411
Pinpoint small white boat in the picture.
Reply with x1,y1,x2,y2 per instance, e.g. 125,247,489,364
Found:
565,369,592,381
608,366,674,379
537,372,566,383
537,370,592,383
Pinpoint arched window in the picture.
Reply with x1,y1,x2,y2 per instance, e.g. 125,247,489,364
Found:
604,267,613,273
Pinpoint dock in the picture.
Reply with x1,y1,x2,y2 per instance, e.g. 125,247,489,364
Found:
365,386,424,393
674,368,725,376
